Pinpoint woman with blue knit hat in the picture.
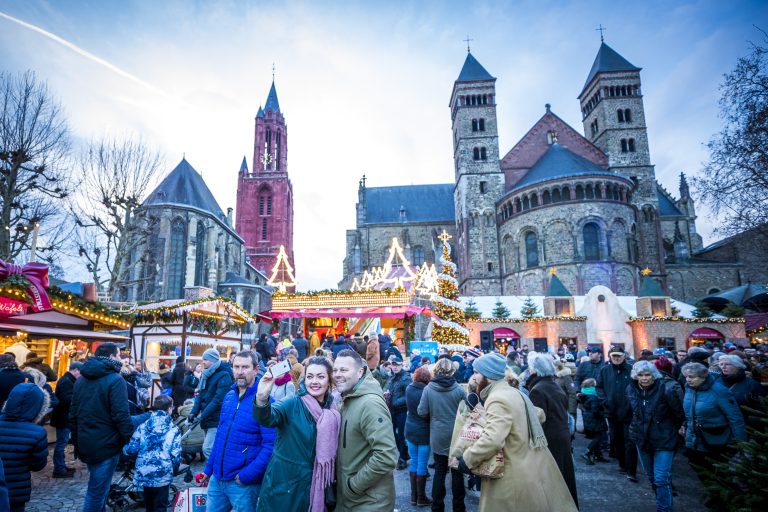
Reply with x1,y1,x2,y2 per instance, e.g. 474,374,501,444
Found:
457,352,577,512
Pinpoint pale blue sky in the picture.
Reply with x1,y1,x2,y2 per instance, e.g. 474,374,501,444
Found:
0,0,764,290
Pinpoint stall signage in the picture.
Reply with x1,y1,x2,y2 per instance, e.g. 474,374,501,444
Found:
0,297,27,317
411,341,439,362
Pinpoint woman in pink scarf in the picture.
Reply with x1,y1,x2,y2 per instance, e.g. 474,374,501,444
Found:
254,356,340,512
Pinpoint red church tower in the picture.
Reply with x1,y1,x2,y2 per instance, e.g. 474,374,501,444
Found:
236,80,295,281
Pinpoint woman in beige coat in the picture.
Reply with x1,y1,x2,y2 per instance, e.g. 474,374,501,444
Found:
460,352,578,512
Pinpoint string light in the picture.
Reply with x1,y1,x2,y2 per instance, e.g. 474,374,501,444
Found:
266,245,297,292
273,288,410,309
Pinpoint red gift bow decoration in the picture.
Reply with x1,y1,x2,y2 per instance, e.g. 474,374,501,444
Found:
0,259,52,312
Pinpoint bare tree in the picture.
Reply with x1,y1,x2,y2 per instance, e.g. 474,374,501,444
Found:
0,71,72,261
693,29,768,237
71,136,163,298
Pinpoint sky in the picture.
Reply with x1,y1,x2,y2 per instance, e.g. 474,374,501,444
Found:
0,0,765,291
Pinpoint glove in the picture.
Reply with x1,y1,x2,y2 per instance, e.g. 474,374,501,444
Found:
456,456,473,475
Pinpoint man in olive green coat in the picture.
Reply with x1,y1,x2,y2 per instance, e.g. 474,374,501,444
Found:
333,349,398,511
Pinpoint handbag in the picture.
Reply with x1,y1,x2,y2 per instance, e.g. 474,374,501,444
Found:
691,390,733,450
324,481,337,511
448,394,505,479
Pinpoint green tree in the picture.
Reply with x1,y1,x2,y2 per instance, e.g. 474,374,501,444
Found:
492,298,511,319
464,298,481,319
721,302,746,318
692,301,714,318
520,296,540,318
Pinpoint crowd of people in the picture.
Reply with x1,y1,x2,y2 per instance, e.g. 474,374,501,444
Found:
0,332,765,511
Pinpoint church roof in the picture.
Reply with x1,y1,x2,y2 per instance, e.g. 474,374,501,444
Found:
363,184,454,224
546,274,572,297
638,275,666,297
509,143,622,192
144,158,226,221
239,156,248,173
656,186,684,216
457,52,495,82
580,42,641,97
265,81,280,113
256,105,264,118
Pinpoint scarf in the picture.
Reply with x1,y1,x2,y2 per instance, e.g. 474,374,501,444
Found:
95,356,123,374
198,360,221,391
301,393,341,512
517,386,548,449
580,386,597,395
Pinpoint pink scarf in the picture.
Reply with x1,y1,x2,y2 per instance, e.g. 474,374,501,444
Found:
301,393,341,512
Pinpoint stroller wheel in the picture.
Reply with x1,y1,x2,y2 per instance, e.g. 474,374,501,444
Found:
170,484,180,505
109,496,130,512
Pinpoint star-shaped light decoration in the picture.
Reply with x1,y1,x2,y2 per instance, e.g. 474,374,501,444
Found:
549,267,558,275
641,267,653,276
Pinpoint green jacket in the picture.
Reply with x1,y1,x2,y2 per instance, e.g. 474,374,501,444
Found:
336,369,397,511
253,388,335,512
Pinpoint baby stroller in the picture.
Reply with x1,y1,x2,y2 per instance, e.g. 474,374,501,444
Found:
176,401,205,463
107,419,199,512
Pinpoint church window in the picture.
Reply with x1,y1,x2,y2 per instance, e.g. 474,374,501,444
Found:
479,181,487,194
543,190,551,205
621,139,628,153
613,187,620,201
266,129,272,150
472,119,478,132
525,232,539,268
617,109,625,122
412,246,425,266
595,186,602,199
562,187,571,200
261,219,268,240
522,196,530,210
531,193,539,207
480,147,487,160
194,222,207,287
479,118,485,131
515,198,522,212
552,189,561,202
624,109,632,122
575,185,585,200
628,138,636,152
485,213,493,227
267,196,273,215
276,132,282,171
259,196,265,215
473,147,480,160
167,219,186,299
487,261,493,272
583,222,601,261
585,185,594,199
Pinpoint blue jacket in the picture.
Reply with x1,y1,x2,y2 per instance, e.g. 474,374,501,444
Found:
191,363,234,430
331,338,353,358
124,411,182,487
463,359,475,384
404,382,429,445
451,355,466,383
204,381,275,485
0,455,10,511
683,374,747,452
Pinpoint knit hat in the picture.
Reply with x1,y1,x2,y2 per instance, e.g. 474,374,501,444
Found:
202,348,220,363
473,352,507,381
432,357,455,377
464,347,482,359
654,356,674,376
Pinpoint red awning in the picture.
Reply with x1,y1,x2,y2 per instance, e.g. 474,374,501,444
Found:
688,327,725,339
268,305,430,319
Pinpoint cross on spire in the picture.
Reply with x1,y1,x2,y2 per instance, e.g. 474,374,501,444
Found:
272,62,276,80
596,24,606,42
463,35,473,53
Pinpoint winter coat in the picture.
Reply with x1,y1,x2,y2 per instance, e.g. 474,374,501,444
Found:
378,335,392,362
170,364,190,408
331,338,353,359
191,363,234,430
404,382,429,445
385,369,410,413
254,387,337,512
269,379,296,402
203,382,275,484
123,373,142,414
0,455,10,512
177,402,205,452
528,374,578,508
123,411,182,487
417,375,466,456
336,369,398,512
69,357,135,464
555,367,578,416
597,361,633,421
0,383,49,505
683,374,747,452
256,337,277,362
451,355,466,383
371,367,389,390
721,370,766,410
183,372,200,396
577,391,607,435
574,359,603,388
0,366,26,409
463,359,475,384
292,337,309,361
22,357,57,382
462,379,578,512
627,377,685,452
309,332,321,355
50,371,77,428
365,338,380,370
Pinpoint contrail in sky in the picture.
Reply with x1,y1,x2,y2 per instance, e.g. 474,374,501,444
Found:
0,10,167,96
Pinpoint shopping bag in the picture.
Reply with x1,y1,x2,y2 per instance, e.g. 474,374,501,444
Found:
173,486,208,512
448,398,505,479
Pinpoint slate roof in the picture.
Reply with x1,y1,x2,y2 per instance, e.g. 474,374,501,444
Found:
638,275,665,297
220,271,259,287
580,42,641,97
265,81,280,112
256,105,264,119
546,274,572,297
363,184,454,224
457,52,495,82
656,186,683,216
144,158,226,220
509,143,624,192
239,156,248,173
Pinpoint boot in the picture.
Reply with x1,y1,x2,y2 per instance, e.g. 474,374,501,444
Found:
416,475,432,507
580,451,595,465
409,472,417,505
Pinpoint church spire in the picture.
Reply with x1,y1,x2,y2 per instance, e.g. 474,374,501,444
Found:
264,81,280,113
239,156,248,174
679,172,690,199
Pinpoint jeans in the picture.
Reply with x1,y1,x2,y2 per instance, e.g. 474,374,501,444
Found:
53,427,71,473
406,441,431,475
432,453,465,512
82,454,120,512
392,410,408,460
143,485,170,512
206,474,261,512
637,449,674,512
608,418,637,477
203,427,218,459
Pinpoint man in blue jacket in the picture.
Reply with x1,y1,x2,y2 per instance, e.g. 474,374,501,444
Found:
199,351,275,512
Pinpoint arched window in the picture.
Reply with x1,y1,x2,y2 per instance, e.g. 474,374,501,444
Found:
522,196,530,210
525,232,539,268
412,246,425,266
628,138,636,152
575,185,585,200
194,222,207,286
552,188,561,202
479,118,485,131
542,190,551,205
585,185,594,199
594,185,602,199
624,109,632,122
621,139,628,153
617,109,625,122
530,193,539,207
472,119,478,132
562,187,571,200
261,218,268,240
167,219,186,299
473,147,480,160
583,222,600,261
515,198,522,212
480,147,487,160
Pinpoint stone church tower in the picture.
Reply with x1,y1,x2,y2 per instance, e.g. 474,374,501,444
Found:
450,52,503,295
578,42,664,281
236,81,295,277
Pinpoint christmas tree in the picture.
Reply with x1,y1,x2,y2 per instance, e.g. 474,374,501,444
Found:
266,245,297,292
431,230,469,345
692,301,714,318
464,299,481,319
520,296,540,318
720,302,746,318
492,298,511,319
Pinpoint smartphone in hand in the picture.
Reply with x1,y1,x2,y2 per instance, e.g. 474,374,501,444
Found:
270,360,291,379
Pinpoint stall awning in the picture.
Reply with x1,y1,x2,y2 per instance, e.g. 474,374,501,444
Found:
0,322,128,341
268,305,430,319
688,327,725,339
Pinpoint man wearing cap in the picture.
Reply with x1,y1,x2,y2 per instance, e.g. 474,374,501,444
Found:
462,348,481,384
597,346,637,482
458,352,578,511
189,348,234,459
50,361,82,478
575,346,604,388
385,355,412,470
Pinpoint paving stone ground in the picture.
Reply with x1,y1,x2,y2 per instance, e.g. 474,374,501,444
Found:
28,432,705,511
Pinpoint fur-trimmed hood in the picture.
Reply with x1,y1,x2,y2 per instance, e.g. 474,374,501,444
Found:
0,382,50,424
556,367,572,378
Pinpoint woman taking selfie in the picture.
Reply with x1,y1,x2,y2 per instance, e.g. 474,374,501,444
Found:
253,356,340,512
